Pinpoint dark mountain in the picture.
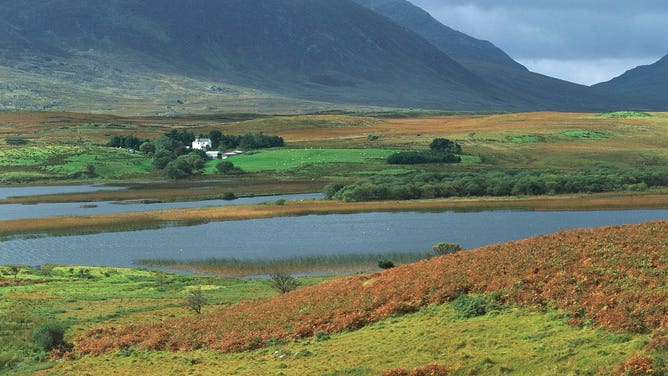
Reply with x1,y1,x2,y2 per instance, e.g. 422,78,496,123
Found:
594,55,668,104
352,0,661,111
0,0,523,113
0,0,660,114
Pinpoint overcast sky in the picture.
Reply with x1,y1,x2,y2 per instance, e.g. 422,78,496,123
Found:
409,0,668,85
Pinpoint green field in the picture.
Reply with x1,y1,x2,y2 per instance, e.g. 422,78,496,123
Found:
205,148,396,173
0,146,153,183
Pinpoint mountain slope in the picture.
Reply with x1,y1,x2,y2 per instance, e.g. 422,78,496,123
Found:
352,0,661,111
594,54,668,104
0,0,520,113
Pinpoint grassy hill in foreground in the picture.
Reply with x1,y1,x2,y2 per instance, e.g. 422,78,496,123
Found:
70,221,668,373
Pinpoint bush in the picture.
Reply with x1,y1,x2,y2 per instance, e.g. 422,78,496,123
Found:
323,183,346,199
378,260,395,269
222,192,236,200
31,322,66,352
432,243,462,256
452,294,488,319
216,161,244,175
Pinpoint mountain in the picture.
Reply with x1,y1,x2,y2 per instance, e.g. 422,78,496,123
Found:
594,54,668,104
0,0,661,114
352,0,661,111
0,0,522,114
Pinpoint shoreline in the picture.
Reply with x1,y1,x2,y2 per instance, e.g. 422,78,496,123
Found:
1,191,667,240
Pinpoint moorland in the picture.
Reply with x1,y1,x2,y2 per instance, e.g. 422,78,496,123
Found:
1,109,667,375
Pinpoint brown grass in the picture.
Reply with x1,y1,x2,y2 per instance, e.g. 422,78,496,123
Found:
1,191,667,239
74,220,668,355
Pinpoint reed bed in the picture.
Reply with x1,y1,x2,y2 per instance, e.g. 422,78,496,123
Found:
137,252,431,277
1,192,667,240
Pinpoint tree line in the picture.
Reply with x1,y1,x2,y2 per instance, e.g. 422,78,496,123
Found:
106,129,283,179
324,168,668,202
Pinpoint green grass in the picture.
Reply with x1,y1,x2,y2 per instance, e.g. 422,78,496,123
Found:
43,298,647,375
561,130,608,139
0,265,329,375
598,111,653,118
0,146,153,181
205,148,395,173
507,135,539,143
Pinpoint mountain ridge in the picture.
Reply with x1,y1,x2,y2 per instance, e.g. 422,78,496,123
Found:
594,54,668,104
0,0,662,114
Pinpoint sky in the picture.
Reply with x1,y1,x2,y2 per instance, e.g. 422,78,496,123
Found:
409,0,668,85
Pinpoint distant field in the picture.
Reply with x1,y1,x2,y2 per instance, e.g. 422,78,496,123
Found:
205,148,395,173
0,110,667,202
0,146,153,183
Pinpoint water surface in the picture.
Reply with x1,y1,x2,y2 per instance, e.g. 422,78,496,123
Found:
0,193,322,220
0,209,665,268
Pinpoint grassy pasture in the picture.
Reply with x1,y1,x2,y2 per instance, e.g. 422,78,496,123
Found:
0,146,153,183
206,148,395,173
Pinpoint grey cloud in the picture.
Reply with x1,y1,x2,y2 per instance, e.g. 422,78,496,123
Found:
409,0,668,60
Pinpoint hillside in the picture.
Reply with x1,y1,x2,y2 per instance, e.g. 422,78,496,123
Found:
0,0,517,114
595,54,668,104
76,220,668,364
0,0,662,114
352,0,660,112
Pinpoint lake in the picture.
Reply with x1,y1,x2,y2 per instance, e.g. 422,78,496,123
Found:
0,184,123,200
0,209,665,268
0,193,322,220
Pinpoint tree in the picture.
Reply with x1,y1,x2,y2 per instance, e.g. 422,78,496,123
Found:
268,272,300,294
85,164,96,178
139,141,155,155
153,149,176,169
432,242,462,256
429,138,461,154
208,130,223,149
186,287,207,314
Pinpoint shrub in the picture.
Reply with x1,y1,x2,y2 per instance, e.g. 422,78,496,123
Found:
378,260,395,269
429,138,461,154
216,161,244,175
615,354,655,376
432,243,462,256
222,192,236,200
323,183,346,199
31,322,66,352
452,294,488,319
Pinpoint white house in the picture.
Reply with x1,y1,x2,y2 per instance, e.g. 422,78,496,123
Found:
192,138,212,150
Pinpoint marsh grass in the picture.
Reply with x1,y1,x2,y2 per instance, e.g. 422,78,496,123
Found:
137,252,432,276
1,192,667,240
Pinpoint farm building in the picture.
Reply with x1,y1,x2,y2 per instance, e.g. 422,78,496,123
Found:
192,138,212,150
206,151,223,159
